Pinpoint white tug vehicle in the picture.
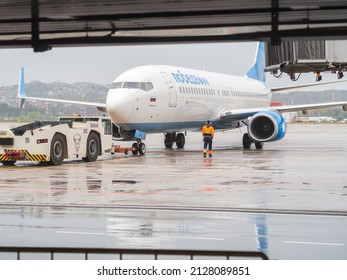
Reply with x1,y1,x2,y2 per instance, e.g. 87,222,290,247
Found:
0,116,145,166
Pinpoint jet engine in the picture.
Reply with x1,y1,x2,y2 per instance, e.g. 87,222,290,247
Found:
248,111,287,142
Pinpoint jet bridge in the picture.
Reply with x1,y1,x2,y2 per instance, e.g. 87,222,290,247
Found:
265,40,347,81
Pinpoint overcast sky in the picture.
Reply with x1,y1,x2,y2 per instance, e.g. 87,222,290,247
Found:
1,42,345,90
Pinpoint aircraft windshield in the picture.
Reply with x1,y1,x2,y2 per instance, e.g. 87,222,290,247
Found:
110,82,123,89
110,81,153,92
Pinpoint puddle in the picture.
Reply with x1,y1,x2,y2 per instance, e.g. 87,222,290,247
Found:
112,180,137,184
87,180,102,192
3,179,21,184
50,181,68,186
220,180,248,185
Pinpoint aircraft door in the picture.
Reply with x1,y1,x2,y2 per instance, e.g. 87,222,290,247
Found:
161,72,177,107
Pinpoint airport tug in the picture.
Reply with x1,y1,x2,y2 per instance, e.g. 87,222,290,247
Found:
0,116,144,166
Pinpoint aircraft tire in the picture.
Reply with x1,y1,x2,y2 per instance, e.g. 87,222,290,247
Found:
50,133,66,165
164,141,173,148
242,133,252,150
176,133,185,149
82,132,100,162
132,143,139,155
138,143,146,155
1,161,16,166
164,133,174,148
255,142,263,149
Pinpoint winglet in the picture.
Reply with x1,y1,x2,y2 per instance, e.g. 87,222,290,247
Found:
246,42,266,83
18,67,26,108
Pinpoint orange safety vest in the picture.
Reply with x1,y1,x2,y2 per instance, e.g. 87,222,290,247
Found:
202,125,215,139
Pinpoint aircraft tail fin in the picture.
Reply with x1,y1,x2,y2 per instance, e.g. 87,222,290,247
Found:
18,67,26,109
246,42,266,83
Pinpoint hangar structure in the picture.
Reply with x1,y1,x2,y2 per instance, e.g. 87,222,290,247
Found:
1,0,347,52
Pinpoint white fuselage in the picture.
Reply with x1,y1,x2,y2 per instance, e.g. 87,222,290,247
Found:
106,65,272,133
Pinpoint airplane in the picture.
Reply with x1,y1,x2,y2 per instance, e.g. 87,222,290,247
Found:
18,42,347,154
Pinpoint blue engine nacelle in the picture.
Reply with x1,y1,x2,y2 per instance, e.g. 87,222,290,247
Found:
248,111,287,142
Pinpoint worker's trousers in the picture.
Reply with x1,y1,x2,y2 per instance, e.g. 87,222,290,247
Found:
203,137,213,154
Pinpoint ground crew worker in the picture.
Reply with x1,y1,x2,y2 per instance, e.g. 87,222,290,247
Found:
202,120,215,157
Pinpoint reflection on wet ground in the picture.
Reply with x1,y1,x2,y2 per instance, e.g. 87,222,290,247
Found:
0,124,347,259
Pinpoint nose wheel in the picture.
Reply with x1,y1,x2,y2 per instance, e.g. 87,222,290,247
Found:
131,141,146,155
138,143,146,155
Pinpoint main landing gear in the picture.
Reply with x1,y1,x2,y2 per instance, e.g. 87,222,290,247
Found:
164,132,186,149
242,133,263,150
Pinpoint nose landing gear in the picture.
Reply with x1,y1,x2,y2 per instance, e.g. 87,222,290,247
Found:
112,140,146,156
131,141,146,155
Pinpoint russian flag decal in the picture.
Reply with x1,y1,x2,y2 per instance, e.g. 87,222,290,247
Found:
149,97,156,106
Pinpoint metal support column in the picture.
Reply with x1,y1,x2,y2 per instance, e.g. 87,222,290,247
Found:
31,0,51,52
271,0,280,45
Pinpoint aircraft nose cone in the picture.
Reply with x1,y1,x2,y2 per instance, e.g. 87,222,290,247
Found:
106,90,134,123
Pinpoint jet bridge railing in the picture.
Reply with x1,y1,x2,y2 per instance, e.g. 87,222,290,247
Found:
0,246,269,260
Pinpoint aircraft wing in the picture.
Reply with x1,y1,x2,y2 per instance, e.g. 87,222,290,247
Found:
219,101,347,122
19,96,107,112
18,67,107,112
219,108,261,122
220,77,347,122
271,101,347,113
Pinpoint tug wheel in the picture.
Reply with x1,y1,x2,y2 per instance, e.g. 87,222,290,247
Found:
50,134,66,165
82,132,100,162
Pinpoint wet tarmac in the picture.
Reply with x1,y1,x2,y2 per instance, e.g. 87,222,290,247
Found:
0,123,347,259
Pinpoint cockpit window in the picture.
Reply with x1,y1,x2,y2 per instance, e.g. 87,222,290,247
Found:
124,82,140,89
144,82,154,91
140,83,147,91
113,81,154,92
110,82,123,89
